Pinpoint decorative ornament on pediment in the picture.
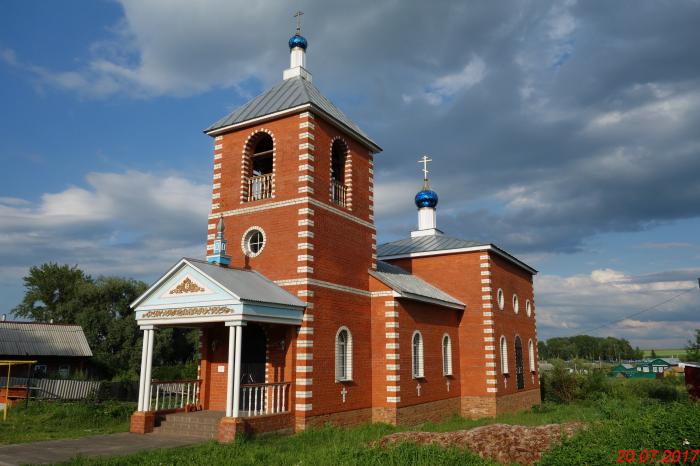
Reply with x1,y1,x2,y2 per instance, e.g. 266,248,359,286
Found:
169,276,206,295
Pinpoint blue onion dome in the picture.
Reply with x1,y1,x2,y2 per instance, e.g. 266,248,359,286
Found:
289,34,308,50
415,189,439,208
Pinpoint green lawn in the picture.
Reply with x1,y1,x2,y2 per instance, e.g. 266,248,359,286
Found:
642,348,686,358
62,398,700,466
0,400,134,444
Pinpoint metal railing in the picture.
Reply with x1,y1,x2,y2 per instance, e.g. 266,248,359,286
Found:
240,382,290,417
149,379,200,412
331,179,347,207
247,174,274,201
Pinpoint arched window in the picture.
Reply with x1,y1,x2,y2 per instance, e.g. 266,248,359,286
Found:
499,335,509,374
526,299,532,317
246,133,274,201
335,327,352,381
330,139,348,206
528,339,535,372
442,334,453,376
513,294,519,314
515,336,524,389
412,331,424,378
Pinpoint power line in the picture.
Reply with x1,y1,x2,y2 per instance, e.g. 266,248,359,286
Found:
574,285,698,336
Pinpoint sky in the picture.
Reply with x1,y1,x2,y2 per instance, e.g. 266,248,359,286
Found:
1,0,699,350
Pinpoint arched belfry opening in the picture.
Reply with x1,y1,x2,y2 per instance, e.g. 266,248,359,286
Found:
330,139,348,206
246,132,274,201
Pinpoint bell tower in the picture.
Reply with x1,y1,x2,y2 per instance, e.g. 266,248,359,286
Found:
203,14,381,428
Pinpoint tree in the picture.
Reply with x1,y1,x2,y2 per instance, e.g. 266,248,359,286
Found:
687,329,700,362
12,263,198,380
650,349,657,358
12,263,90,323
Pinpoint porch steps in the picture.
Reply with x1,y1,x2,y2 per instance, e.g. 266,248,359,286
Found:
152,410,225,441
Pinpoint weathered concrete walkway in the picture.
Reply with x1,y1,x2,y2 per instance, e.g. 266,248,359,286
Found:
0,433,204,465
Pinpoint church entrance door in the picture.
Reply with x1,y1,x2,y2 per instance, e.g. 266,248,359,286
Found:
241,324,266,384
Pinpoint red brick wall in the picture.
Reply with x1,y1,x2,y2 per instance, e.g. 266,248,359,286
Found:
488,253,540,397
395,299,461,407
389,251,491,398
387,249,540,410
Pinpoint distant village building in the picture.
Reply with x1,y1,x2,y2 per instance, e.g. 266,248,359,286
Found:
129,18,541,441
680,362,700,401
609,358,680,379
0,321,92,378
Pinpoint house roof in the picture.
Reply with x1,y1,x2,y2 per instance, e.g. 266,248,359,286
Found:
205,76,381,152
184,258,306,309
377,234,537,275
370,261,464,310
0,322,92,357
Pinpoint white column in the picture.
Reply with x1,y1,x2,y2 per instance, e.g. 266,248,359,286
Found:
143,327,155,411
232,323,244,418
225,324,236,417
137,328,150,411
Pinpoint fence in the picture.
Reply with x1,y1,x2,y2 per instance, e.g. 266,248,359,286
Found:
240,382,290,417
0,377,101,400
149,379,200,412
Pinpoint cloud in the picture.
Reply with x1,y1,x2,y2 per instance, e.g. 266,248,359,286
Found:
410,55,487,105
0,170,211,314
535,267,700,347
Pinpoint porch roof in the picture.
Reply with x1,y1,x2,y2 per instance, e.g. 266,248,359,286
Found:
186,259,305,308
131,258,305,310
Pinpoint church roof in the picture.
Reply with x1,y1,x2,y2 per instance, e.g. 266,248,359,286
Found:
370,261,464,310
186,259,306,308
205,76,381,152
377,235,537,274
377,235,487,258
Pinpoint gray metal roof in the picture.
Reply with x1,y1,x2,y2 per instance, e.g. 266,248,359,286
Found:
377,235,488,258
205,76,381,152
370,261,464,309
377,234,538,274
186,259,306,308
0,322,92,357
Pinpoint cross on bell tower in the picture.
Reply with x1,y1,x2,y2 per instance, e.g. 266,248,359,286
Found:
285,11,311,81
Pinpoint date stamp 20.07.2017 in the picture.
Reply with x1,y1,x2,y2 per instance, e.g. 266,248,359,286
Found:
615,449,699,463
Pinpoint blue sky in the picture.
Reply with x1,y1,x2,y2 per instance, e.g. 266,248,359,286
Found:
1,0,699,349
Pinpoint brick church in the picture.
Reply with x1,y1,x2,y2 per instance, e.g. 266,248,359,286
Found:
129,20,540,441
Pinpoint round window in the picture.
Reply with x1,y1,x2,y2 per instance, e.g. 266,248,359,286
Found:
513,294,519,314
497,289,504,310
242,227,266,257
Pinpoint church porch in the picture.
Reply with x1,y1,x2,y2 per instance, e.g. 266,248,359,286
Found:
128,257,305,440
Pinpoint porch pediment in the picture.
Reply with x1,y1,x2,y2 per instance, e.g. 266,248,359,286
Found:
132,258,305,327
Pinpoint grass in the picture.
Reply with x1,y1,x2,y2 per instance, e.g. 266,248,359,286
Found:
0,400,134,444
642,348,686,358
62,397,700,466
